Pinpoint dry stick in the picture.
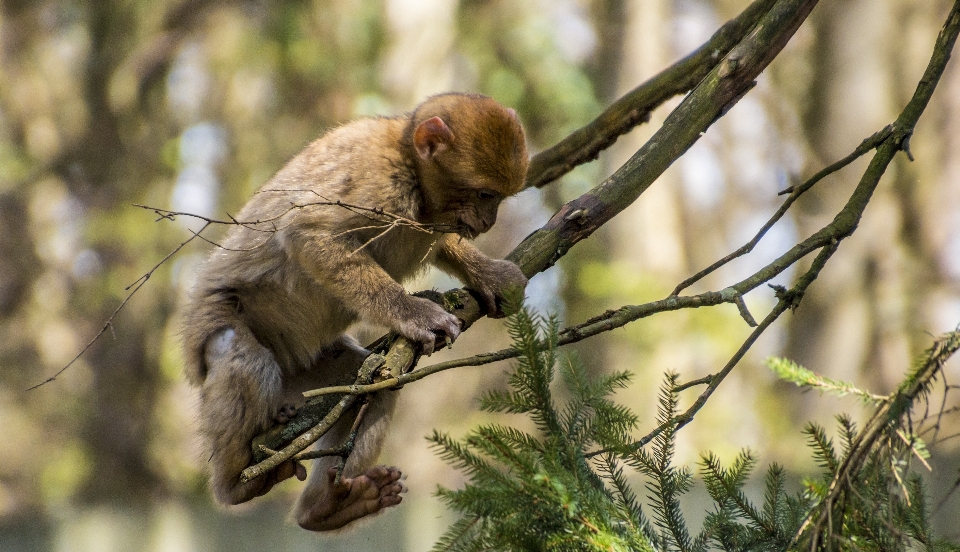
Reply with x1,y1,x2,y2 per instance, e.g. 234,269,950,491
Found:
251,0,819,469
144,200,447,236
24,198,444,390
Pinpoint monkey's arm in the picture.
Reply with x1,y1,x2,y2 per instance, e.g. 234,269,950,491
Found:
291,231,461,353
433,235,528,318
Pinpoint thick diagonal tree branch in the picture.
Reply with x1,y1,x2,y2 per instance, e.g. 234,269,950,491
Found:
243,0,820,479
509,0,818,276
524,0,779,189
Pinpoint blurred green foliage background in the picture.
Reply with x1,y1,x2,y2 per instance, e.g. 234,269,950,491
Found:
1,0,959,550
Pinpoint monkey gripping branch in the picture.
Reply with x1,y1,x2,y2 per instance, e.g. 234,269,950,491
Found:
243,0,828,490
240,0,960,523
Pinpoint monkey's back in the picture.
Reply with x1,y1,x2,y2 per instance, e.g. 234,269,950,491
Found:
181,115,441,382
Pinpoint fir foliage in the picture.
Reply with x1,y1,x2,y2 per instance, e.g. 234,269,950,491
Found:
431,306,960,551
430,305,652,551
767,358,888,403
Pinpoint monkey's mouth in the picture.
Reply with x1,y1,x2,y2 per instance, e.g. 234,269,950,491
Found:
456,221,482,239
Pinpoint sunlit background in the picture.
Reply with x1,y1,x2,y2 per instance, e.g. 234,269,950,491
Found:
2,0,959,550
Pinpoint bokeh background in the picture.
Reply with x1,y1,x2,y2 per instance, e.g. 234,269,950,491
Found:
2,0,959,550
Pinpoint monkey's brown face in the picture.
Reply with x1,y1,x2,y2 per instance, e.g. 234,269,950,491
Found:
449,187,503,238
410,96,527,238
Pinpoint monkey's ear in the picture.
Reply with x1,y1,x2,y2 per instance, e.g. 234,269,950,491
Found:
413,116,456,160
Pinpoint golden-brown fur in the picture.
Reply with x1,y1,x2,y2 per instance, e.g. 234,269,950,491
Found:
180,93,528,530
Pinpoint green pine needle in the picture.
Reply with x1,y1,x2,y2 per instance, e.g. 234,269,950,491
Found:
431,306,959,551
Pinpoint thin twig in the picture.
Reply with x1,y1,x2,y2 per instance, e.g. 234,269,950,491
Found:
28,197,445,390
26,222,211,391
671,126,893,296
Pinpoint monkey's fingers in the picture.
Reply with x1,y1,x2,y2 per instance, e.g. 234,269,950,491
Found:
420,334,436,356
428,324,460,355
478,289,500,318
275,459,307,482
437,314,462,340
423,314,461,355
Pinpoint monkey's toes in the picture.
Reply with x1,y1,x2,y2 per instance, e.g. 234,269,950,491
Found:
352,466,405,510
302,466,405,531
274,403,298,424
368,465,405,494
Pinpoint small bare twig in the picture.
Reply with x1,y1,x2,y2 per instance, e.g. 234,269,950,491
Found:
671,125,893,296
26,197,446,390
25,221,213,391
294,400,371,463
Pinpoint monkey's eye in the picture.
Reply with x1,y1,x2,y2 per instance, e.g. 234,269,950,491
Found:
477,190,498,200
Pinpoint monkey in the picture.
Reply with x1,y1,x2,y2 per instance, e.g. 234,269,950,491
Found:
180,93,529,531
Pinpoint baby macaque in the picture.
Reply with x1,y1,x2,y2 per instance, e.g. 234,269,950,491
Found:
180,93,529,531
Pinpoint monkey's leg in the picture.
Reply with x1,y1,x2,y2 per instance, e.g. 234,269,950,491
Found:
200,326,295,505
293,391,404,531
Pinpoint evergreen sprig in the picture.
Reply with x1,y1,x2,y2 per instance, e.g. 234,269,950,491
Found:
767,357,888,403
431,305,960,551
430,305,652,552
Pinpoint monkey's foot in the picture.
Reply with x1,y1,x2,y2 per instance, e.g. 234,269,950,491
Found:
298,465,405,531
274,403,297,424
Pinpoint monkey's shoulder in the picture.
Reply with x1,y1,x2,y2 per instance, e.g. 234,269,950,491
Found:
242,116,419,221
285,116,411,182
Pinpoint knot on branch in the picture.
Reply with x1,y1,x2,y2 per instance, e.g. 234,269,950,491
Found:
897,130,915,162
769,283,803,311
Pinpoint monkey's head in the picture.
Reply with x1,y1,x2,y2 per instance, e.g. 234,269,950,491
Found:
408,93,528,239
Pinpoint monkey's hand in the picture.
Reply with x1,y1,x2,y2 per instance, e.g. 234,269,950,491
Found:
253,459,308,499
394,295,461,355
468,259,528,319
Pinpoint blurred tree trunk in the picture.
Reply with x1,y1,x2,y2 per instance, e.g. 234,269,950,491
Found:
558,0,634,373
71,0,164,502
0,0,170,505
